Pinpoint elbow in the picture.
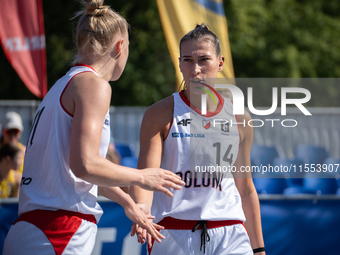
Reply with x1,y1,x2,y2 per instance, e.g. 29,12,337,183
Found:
70,156,92,180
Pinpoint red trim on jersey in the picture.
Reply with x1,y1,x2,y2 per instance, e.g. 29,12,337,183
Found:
74,63,97,72
157,217,243,230
59,65,98,117
242,223,249,236
179,86,224,117
14,209,96,255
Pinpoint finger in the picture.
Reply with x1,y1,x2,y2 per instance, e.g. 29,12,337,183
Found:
144,223,164,243
137,226,144,243
164,172,185,186
153,223,165,230
131,224,137,236
147,233,153,249
164,170,183,180
162,180,183,190
157,186,174,197
140,229,147,244
147,215,155,219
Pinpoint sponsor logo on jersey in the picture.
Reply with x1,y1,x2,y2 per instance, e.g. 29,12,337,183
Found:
202,120,210,129
221,122,230,133
172,132,180,138
104,119,110,126
172,132,205,138
177,119,192,126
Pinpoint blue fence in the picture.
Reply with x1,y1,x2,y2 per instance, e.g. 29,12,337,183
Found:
1,196,340,255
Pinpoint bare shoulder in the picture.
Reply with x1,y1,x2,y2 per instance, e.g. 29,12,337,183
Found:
142,95,174,138
62,72,111,115
143,96,173,125
72,73,111,104
236,109,253,143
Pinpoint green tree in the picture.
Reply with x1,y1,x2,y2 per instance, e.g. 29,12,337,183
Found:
0,0,339,106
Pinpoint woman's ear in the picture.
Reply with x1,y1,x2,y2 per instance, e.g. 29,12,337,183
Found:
218,56,225,71
114,39,124,60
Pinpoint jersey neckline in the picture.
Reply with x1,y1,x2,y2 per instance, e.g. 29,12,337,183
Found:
179,86,224,117
74,63,97,74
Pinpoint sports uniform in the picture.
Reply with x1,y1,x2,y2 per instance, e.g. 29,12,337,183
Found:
149,90,252,255
3,64,110,255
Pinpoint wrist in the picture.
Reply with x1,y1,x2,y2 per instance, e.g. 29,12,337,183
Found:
253,247,265,254
131,169,144,187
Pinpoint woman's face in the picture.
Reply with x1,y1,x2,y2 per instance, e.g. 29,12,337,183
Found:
179,38,223,94
2,129,22,144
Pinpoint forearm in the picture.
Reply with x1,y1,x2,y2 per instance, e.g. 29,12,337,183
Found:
98,186,135,208
130,185,153,209
241,188,265,254
73,155,143,187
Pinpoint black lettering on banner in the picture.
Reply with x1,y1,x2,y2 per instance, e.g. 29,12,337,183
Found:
26,106,45,151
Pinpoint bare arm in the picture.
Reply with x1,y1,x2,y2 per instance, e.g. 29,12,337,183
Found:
233,111,265,255
130,97,174,246
61,73,183,194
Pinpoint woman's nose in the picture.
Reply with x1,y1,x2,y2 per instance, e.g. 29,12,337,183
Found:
191,63,201,75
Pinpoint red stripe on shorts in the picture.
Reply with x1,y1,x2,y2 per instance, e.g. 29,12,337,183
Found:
157,217,243,230
14,209,96,255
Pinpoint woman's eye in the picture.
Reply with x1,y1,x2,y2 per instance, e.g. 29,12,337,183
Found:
183,59,192,62
200,58,209,61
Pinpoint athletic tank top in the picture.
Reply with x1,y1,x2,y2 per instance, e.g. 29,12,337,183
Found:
0,170,16,198
152,91,245,223
19,64,110,223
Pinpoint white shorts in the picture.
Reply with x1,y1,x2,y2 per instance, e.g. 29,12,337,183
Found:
3,210,97,255
149,218,252,255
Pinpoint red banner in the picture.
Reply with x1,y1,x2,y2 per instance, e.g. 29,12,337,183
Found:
0,0,47,98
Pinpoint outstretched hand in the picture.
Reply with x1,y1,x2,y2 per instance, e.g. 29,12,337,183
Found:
139,168,185,197
130,203,162,249
125,202,164,244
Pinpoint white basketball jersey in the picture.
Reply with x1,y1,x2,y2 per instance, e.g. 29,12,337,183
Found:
19,64,110,223
152,91,245,223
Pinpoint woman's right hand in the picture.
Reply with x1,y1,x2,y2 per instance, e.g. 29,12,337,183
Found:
126,202,164,244
137,168,185,197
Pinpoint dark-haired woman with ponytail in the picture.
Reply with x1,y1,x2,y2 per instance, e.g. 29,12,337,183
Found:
3,1,185,254
130,24,265,255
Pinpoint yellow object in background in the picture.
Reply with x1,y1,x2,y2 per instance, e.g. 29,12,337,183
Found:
157,0,234,90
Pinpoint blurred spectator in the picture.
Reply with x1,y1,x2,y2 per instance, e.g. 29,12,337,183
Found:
0,143,23,198
0,111,25,173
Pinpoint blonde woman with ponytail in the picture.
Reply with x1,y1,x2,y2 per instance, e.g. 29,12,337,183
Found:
3,1,184,254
